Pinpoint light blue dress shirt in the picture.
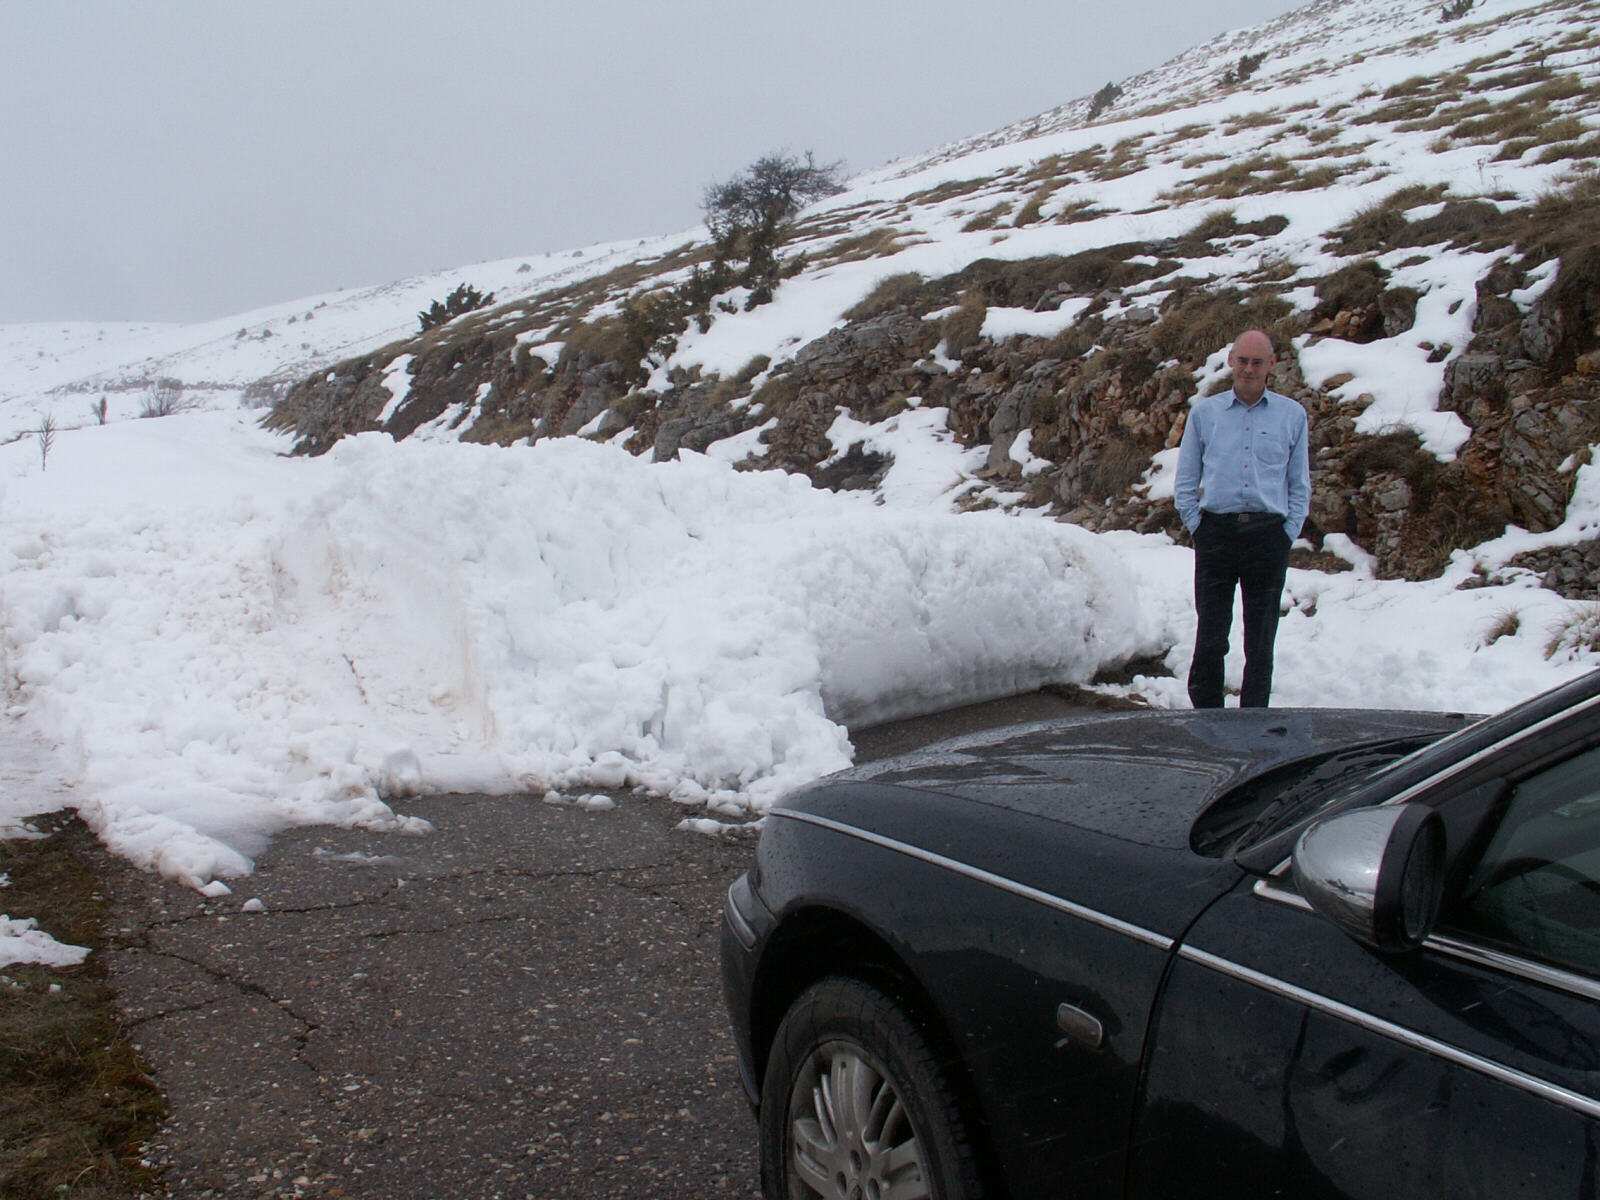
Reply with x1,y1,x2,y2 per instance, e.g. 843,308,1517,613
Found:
1174,388,1310,538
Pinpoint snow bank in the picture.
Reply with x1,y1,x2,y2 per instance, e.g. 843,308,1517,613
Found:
0,414,1151,884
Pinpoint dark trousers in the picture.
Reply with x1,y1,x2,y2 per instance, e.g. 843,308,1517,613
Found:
1188,513,1292,709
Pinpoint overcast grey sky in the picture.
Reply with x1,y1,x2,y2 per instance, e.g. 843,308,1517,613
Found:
0,1,1305,325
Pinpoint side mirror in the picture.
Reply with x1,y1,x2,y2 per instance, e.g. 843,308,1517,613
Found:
1292,803,1445,952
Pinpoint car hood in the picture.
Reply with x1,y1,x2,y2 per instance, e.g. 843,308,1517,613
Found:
779,707,1471,940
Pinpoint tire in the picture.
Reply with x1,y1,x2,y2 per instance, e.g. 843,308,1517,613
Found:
759,976,987,1200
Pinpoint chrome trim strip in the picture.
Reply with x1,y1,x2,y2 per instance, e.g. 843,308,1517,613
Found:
1180,945,1600,1121
1380,692,1600,810
769,808,1173,951
1252,875,1313,911
1255,877,1600,1002
1425,934,1600,1003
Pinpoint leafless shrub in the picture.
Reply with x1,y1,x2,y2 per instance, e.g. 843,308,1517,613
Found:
140,377,188,419
242,379,290,410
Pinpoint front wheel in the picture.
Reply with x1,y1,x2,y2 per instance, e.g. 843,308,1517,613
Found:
759,977,987,1200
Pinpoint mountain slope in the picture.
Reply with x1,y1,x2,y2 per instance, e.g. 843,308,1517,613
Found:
250,0,1600,584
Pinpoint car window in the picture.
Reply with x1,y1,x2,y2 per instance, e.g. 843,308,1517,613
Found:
1447,744,1600,979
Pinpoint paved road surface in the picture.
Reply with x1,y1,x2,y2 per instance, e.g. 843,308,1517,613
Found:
93,691,1087,1199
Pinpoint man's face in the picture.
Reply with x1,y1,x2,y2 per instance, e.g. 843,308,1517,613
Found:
1229,337,1276,403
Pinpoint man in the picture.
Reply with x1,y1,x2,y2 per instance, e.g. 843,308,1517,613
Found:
1174,330,1310,708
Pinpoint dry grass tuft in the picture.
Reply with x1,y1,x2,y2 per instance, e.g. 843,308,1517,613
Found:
961,203,1012,233
820,227,915,266
1546,604,1600,660
1482,608,1522,646
0,816,166,1200
1150,287,1295,363
1082,434,1156,501
1169,154,1352,201
905,177,990,205
940,289,988,359
843,273,928,321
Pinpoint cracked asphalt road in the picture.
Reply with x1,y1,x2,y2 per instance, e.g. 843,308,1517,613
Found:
95,793,759,1200
88,690,1092,1200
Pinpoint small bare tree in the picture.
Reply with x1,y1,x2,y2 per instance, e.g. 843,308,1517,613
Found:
701,151,845,307
702,151,845,247
141,377,186,418
37,412,57,471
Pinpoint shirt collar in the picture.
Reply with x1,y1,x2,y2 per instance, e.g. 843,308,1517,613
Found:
1228,389,1273,409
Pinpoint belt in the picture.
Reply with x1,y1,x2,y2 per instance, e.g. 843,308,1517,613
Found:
1201,510,1281,526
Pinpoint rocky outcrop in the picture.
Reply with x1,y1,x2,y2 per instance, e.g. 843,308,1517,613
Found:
269,237,1600,597
1511,540,1600,601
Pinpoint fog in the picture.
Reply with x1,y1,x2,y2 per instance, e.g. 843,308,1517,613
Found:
1,0,1306,323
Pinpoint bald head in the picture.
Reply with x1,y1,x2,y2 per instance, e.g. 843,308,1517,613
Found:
1228,330,1277,405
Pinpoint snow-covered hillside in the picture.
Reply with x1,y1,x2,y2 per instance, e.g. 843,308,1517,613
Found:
0,238,675,440
2,0,1598,893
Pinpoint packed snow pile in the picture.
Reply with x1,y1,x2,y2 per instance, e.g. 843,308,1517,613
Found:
0,413,1148,884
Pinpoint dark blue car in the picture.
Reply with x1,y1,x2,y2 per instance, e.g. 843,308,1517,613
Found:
722,670,1600,1199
